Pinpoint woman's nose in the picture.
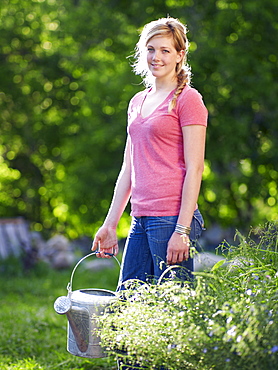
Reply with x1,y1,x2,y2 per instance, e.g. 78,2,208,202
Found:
152,51,160,60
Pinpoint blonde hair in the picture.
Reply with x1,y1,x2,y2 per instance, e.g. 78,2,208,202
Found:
133,17,191,110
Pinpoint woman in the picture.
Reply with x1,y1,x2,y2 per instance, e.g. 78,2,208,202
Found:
92,17,208,287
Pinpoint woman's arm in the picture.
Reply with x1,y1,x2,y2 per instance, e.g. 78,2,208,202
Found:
91,137,132,257
166,124,206,264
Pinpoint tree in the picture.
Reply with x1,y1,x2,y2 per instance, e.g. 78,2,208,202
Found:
189,0,278,227
0,0,277,239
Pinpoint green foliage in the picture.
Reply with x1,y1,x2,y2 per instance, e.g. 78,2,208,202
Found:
192,0,278,227
0,0,137,238
98,222,278,369
0,0,278,238
0,257,120,369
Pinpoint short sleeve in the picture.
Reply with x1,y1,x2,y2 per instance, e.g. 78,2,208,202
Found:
177,87,208,127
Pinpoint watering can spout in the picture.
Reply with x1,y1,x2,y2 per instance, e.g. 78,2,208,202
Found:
54,296,89,353
54,296,71,315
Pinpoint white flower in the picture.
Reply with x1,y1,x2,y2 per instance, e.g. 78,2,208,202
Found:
245,289,253,296
227,325,237,337
116,334,123,342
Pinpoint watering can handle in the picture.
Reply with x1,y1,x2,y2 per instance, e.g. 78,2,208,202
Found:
157,264,183,285
67,251,121,294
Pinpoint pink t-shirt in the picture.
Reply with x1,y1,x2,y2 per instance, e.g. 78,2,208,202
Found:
127,85,208,217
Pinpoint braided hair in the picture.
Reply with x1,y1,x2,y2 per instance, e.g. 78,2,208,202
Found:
133,17,191,111
169,69,190,111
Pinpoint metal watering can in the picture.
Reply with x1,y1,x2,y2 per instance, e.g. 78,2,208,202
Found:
54,252,120,358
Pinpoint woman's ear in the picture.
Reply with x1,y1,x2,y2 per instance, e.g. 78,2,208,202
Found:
176,49,185,63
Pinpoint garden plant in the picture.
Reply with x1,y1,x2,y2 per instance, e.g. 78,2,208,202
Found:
98,222,278,369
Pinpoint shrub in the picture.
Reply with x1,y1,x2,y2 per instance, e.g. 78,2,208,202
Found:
98,222,278,369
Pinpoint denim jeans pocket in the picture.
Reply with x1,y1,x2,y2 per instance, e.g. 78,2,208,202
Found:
146,216,178,243
191,210,205,240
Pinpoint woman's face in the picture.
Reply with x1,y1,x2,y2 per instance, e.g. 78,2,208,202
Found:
146,35,184,82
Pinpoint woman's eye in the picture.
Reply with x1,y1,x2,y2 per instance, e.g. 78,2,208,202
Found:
163,49,170,53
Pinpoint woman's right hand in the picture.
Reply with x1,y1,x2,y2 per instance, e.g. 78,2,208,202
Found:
91,225,119,258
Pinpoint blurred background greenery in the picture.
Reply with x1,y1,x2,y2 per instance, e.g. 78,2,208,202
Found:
0,0,277,241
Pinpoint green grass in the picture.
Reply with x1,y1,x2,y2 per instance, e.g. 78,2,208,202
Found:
0,256,120,370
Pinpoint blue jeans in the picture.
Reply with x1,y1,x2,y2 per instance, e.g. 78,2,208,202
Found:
117,209,204,290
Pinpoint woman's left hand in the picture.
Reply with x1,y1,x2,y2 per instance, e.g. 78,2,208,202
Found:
166,232,190,264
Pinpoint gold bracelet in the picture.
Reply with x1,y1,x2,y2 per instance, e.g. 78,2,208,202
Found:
175,223,191,236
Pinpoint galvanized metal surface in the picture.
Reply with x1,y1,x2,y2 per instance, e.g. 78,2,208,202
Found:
54,252,119,358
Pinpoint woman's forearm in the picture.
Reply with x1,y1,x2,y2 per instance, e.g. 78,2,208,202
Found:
177,125,206,228
177,166,204,227
102,138,132,229
103,166,131,229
